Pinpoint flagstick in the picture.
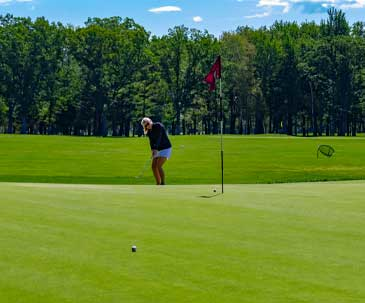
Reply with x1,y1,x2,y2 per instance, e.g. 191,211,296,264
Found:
204,56,224,194
220,77,224,194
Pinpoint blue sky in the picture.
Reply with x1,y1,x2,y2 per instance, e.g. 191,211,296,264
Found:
1,0,365,36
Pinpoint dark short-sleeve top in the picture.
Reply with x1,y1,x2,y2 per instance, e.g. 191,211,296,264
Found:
147,122,172,151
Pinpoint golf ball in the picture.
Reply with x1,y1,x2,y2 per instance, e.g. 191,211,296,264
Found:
132,245,137,252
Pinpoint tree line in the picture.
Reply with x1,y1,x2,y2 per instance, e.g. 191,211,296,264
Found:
1,9,365,136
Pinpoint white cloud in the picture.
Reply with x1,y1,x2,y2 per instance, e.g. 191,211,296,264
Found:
148,6,182,13
245,11,271,18
0,0,33,4
193,16,203,22
258,0,290,13
300,0,365,9
249,0,365,15
339,0,365,9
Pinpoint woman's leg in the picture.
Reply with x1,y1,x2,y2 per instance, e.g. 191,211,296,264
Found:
152,157,161,185
156,157,167,185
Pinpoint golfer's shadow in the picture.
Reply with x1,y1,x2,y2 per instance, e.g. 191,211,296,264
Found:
199,193,221,199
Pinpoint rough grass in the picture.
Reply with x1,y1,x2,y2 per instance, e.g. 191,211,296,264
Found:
0,135,365,184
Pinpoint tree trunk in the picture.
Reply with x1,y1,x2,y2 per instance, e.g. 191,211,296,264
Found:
326,117,330,136
21,116,28,134
255,111,265,134
182,119,186,135
193,116,197,135
175,103,181,135
230,113,236,134
338,111,347,136
287,114,293,136
112,120,118,137
352,114,357,136
7,102,15,134
124,120,130,137
171,120,176,135
313,113,318,137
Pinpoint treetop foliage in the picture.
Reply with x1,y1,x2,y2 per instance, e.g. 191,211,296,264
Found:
1,9,364,136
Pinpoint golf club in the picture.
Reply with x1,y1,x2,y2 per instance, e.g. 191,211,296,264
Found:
135,157,152,179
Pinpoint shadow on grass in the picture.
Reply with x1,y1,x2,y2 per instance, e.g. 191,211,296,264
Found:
199,193,222,199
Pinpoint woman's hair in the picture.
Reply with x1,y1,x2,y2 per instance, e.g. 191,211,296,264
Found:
141,117,153,134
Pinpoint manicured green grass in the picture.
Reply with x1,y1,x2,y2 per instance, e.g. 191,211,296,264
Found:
0,135,365,184
1,182,364,303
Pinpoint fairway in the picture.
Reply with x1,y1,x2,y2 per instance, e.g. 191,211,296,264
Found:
1,135,365,184
1,182,365,303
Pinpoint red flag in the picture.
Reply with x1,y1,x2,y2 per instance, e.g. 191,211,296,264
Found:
204,56,221,91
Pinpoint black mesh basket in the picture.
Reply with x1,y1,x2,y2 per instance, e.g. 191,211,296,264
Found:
317,145,335,158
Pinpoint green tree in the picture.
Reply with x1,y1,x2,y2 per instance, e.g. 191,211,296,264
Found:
221,31,258,134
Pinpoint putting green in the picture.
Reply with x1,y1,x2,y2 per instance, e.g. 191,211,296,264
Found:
1,182,364,302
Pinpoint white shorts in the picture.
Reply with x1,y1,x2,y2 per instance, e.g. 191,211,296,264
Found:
155,148,172,159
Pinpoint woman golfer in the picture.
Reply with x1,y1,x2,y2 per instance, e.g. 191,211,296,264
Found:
141,117,172,185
